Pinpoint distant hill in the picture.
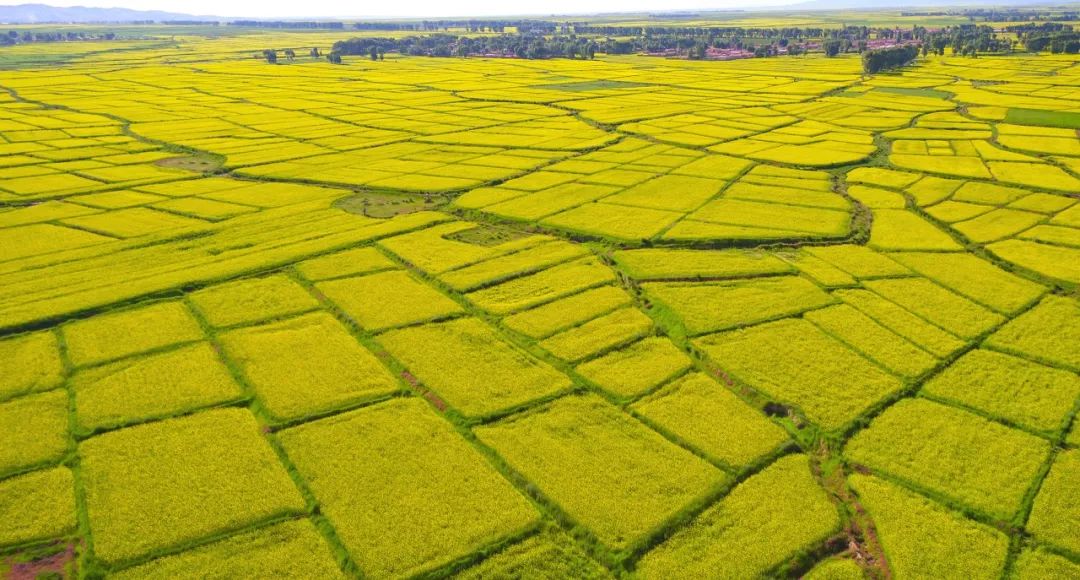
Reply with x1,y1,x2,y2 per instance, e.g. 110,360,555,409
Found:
0,3,215,23
786,0,1046,10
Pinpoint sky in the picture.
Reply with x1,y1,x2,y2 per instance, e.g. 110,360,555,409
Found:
6,0,801,19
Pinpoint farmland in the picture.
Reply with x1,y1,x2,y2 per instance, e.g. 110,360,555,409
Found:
0,16,1078,580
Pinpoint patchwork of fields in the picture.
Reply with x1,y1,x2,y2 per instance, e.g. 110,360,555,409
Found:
1,34,1079,579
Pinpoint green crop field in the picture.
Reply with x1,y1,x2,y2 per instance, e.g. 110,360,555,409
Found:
0,12,1078,579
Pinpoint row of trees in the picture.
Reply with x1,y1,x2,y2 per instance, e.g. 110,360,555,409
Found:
862,45,920,74
232,21,344,29
0,30,120,45
259,47,371,64
1025,32,1080,54
916,25,1014,56
352,20,560,33
261,18,1073,65
332,34,598,59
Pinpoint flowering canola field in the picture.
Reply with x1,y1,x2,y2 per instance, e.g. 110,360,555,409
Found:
1,35,1079,579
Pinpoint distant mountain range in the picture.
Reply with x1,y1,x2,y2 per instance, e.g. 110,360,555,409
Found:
0,3,211,23
787,0,1047,9
0,0,1064,24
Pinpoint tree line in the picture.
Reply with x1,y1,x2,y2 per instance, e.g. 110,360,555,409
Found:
1025,32,1080,54
862,45,920,74
231,21,345,29
332,34,598,59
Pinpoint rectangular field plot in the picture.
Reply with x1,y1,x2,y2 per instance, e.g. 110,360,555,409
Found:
987,239,1080,285
278,398,538,578
953,208,1044,244
541,202,682,240
696,318,902,430
379,318,571,417
79,408,305,566
802,245,910,279
0,223,112,262
0,466,76,549
378,222,546,274
0,390,69,478
189,274,320,328
151,197,259,220
613,248,792,280
844,398,1050,519
465,257,615,315
0,330,64,401
922,349,1080,433
776,251,856,287
600,174,724,212
110,519,345,580
684,198,850,238
294,246,397,282
539,307,654,363
834,289,966,358
475,395,726,551
501,285,632,339
868,210,961,251
889,252,1045,315
644,276,835,335
631,372,789,468
575,337,692,399
439,240,589,291
636,455,839,578
61,207,207,239
455,528,611,579
63,301,204,367
316,270,463,331
1025,450,1080,555
220,312,400,423
73,342,243,432
863,278,1004,339
984,295,1080,371
805,304,938,378
1013,549,1080,580
848,473,1010,579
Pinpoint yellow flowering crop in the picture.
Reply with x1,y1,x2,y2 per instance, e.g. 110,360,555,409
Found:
316,270,463,331
279,397,538,577
80,407,306,566
63,301,204,367
190,274,320,328
476,395,725,551
219,312,399,423
636,455,838,577
631,373,789,468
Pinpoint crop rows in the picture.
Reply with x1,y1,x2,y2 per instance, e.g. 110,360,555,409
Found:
0,36,1078,579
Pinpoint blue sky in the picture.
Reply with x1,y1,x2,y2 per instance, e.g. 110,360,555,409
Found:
14,0,799,19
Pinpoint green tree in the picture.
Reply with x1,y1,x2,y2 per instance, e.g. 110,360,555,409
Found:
263,49,278,64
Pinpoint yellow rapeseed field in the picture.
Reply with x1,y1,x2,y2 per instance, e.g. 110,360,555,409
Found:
0,23,1077,578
